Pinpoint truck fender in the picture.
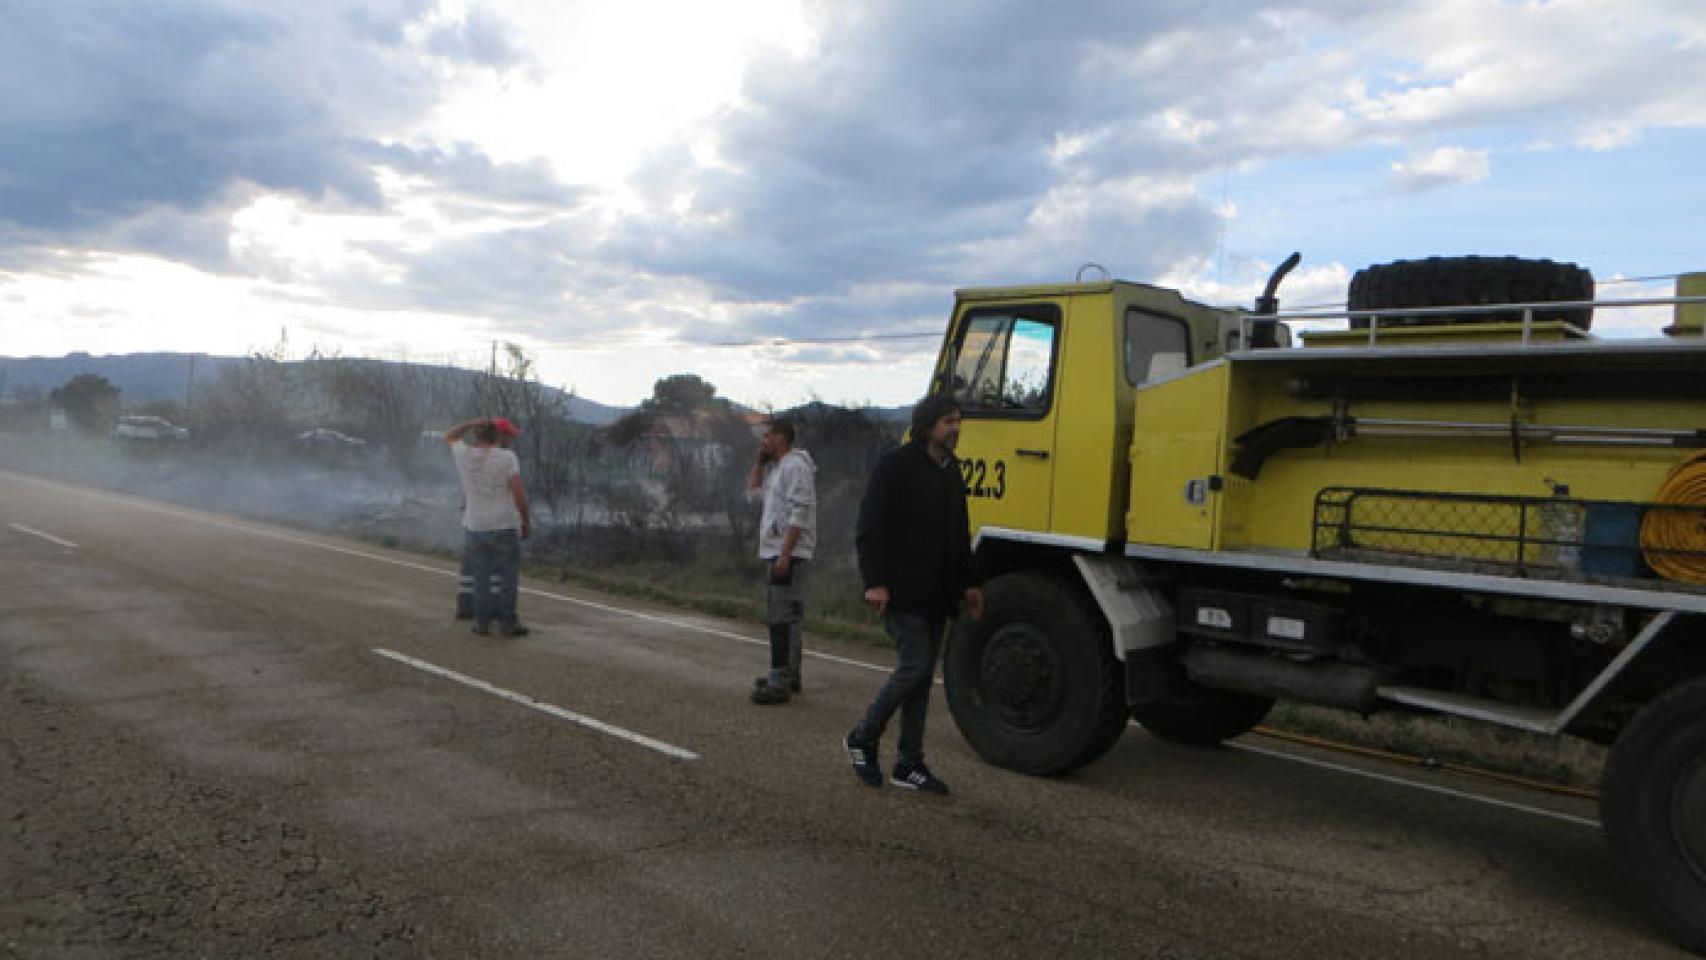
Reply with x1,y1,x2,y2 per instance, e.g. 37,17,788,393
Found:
1070,555,1174,660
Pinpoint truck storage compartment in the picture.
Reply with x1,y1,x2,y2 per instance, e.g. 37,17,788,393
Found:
1124,339,1706,586
1310,486,1706,585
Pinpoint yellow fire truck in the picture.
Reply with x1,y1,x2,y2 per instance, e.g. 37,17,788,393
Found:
931,255,1706,951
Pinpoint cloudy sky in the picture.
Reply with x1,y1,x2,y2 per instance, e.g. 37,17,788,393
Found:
2,0,1703,408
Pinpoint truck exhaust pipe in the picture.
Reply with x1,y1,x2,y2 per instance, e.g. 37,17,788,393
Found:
1249,251,1301,349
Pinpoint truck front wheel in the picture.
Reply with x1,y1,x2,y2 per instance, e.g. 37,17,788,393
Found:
944,572,1128,776
1601,675,1706,952
1132,682,1274,747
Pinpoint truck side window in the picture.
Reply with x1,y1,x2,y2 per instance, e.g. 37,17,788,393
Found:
949,308,1059,416
1125,309,1190,386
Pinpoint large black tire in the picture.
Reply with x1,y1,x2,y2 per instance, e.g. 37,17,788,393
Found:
1131,681,1274,747
1347,255,1594,329
944,572,1128,776
1601,675,1706,953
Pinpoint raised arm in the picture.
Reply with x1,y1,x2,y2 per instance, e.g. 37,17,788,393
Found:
443,417,487,444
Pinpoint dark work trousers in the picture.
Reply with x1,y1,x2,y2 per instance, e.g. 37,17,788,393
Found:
853,610,945,767
764,558,809,686
464,528,521,628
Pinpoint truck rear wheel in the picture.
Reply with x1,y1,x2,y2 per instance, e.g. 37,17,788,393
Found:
1347,255,1594,329
1132,682,1273,747
1601,675,1706,952
944,572,1128,776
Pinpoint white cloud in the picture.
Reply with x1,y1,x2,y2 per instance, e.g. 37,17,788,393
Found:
1389,145,1491,192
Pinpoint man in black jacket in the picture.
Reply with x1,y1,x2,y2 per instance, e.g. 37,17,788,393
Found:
844,394,984,793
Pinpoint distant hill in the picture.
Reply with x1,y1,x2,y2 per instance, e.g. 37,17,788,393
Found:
865,404,912,424
0,352,628,425
778,399,911,424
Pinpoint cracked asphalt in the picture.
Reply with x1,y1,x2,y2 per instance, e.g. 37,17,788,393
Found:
0,469,1693,959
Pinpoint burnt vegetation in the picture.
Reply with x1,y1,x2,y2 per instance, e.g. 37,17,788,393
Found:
1,351,904,590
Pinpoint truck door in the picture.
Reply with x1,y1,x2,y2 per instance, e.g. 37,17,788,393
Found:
1124,307,1213,547
941,302,1061,535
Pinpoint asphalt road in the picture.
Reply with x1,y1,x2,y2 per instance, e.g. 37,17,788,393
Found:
0,468,1691,959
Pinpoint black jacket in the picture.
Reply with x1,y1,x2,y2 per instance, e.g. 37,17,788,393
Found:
856,439,977,620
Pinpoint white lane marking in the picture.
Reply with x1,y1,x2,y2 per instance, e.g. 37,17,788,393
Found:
3,473,890,675
9,522,78,549
373,648,699,761
1229,742,1601,829
13,471,1592,825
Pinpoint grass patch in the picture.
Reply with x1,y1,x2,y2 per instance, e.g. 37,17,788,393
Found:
1263,702,1605,792
550,559,890,646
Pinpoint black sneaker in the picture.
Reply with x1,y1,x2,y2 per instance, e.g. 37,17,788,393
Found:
500,621,530,637
750,683,790,705
470,624,492,637
844,732,881,787
891,762,950,795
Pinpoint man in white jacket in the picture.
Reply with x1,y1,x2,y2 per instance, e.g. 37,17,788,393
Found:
748,417,817,705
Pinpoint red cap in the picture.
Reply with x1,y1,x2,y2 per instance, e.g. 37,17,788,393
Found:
491,417,520,437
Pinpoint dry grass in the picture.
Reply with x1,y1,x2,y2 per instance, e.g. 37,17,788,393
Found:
1263,702,1606,792
551,559,888,645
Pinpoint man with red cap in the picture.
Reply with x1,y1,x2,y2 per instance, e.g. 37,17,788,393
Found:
444,416,531,636
454,417,521,619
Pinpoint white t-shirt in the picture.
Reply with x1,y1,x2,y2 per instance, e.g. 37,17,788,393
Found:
452,443,522,532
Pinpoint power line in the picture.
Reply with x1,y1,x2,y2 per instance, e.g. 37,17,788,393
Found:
705,330,941,347
541,274,1685,352
537,330,943,351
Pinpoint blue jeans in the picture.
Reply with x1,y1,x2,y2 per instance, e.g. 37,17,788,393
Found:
854,611,945,767
464,528,520,628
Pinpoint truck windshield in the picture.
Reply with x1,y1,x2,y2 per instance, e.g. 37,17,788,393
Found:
949,308,1058,414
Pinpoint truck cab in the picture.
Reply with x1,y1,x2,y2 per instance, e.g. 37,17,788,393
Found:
931,280,1249,549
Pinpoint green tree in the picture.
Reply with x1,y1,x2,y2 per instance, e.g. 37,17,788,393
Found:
644,373,719,413
50,374,121,434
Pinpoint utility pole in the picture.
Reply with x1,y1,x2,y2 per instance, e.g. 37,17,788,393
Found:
185,354,196,414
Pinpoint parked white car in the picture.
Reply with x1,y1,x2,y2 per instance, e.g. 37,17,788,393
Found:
113,415,190,442
293,427,369,452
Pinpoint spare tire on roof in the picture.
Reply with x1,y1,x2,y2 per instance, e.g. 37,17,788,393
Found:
1347,255,1594,330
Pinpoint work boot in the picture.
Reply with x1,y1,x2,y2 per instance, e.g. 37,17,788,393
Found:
753,675,803,694
750,682,790,705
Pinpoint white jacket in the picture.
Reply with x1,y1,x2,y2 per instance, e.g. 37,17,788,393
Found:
755,448,817,560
